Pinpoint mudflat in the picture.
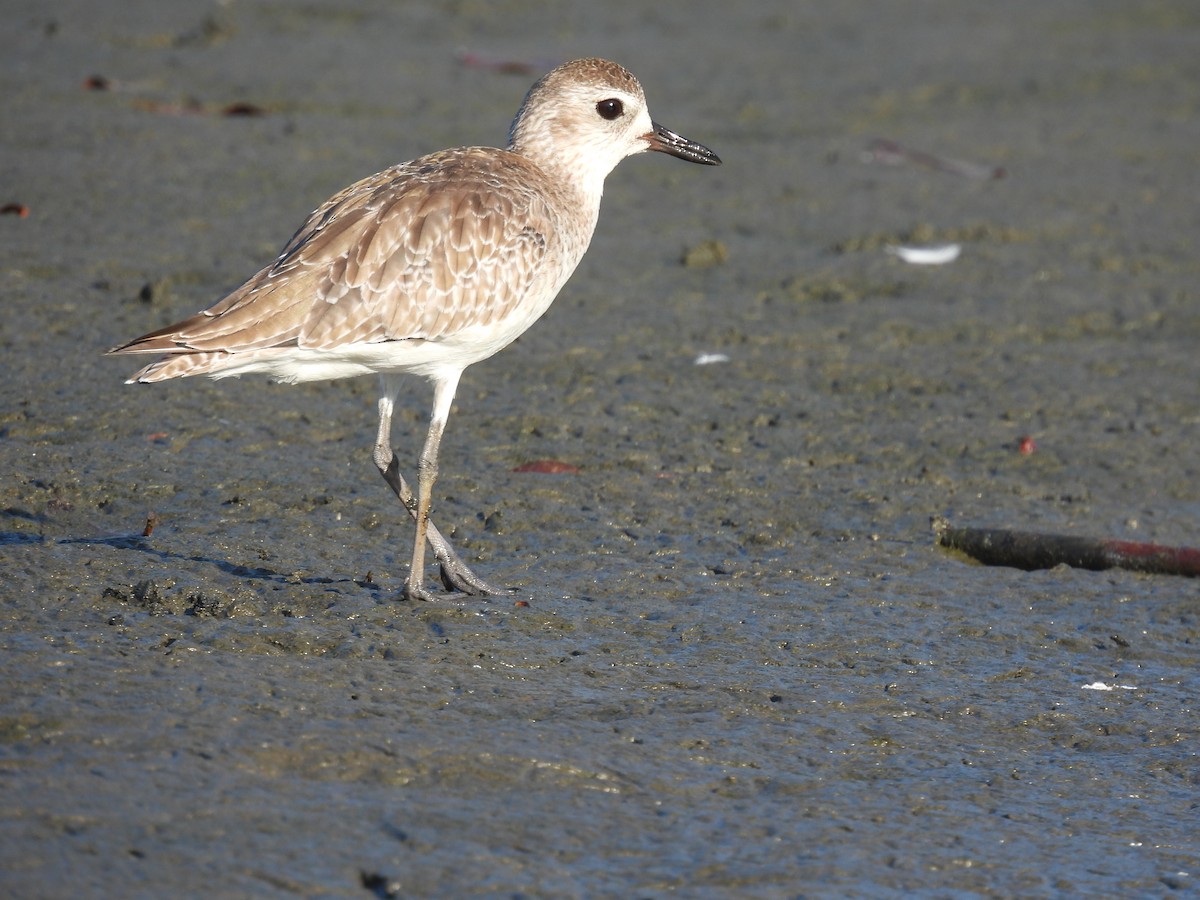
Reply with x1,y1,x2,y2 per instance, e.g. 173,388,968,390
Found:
2,1,1197,895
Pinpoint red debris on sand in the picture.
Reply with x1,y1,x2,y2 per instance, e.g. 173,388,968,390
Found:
1017,435,1036,455
1,203,29,217
512,459,580,474
222,102,266,117
130,98,265,117
457,51,557,76
82,73,263,117
132,97,204,116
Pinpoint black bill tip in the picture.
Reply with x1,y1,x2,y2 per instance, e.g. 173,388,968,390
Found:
645,121,722,166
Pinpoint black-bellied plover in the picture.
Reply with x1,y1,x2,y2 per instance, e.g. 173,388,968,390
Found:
110,57,721,601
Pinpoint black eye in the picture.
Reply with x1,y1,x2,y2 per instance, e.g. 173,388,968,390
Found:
596,98,624,121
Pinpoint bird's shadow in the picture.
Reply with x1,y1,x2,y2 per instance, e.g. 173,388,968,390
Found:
3,509,494,604
54,530,383,594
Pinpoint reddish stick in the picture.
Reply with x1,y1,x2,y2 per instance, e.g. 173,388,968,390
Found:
934,519,1200,577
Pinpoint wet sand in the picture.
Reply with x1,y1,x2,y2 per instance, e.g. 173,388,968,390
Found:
2,0,1198,895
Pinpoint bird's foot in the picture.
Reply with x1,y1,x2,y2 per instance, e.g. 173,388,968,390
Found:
438,560,506,597
401,581,444,603
397,563,508,602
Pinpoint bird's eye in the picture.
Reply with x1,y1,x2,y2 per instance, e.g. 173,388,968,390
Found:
596,98,624,121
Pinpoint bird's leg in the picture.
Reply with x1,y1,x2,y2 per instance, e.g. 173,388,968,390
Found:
403,414,443,600
402,374,461,602
373,375,502,598
377,452,502,595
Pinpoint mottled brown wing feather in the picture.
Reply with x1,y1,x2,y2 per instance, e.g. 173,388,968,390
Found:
115,148,554,355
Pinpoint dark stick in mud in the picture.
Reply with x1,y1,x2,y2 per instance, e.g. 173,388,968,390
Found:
933,518,1200,577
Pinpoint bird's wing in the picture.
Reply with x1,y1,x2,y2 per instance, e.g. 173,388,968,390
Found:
114,148,555,355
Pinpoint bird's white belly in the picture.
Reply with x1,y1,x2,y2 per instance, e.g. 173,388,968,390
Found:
215,266,573,385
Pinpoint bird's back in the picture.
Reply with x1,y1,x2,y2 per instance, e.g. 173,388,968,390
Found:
113,146,598,384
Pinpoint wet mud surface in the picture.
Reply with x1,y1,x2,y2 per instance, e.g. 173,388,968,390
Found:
3,1,1199,896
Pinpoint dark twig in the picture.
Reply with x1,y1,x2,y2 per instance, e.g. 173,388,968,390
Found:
933,518,1200,577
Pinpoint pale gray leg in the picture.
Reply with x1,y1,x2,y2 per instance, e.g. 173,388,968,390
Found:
373,374,503,599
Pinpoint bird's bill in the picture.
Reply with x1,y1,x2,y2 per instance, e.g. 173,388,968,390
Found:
645,122,722,166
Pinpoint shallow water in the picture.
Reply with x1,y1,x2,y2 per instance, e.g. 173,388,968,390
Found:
3,0,1198,896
